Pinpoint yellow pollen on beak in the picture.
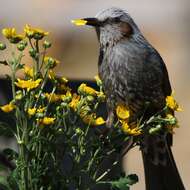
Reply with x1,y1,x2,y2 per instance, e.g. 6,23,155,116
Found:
71,19,87,26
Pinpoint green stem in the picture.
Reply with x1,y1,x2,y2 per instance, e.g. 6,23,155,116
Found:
29,38,34,49
19,143,28,190
44,85,57,114
11,69,16,98
87,147,101,172
34,68,49,107
40,49,46,71
35,40,40,73
95,161,119,182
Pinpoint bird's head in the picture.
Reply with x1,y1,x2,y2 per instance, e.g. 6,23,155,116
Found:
72,7,140,46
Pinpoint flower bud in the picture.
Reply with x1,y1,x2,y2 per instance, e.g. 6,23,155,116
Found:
0,43,6,50
15,90,23,100
168,117,177,125
29,130,34,136
40,93,46,100
43,40,51,48
75,128,83,135
29,48,37,58
17,43,25,51
33,33,44,40
56,106,61,112
60,102,68,108
58,128,63,133
86,95,94,102
165,114,177,125
36,112,44,118
44,56,59,69
17,140,24,144
149,124,162,134
19,40,27,47
94,75,102,86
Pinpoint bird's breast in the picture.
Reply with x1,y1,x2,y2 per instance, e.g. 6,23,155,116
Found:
98,46,129,107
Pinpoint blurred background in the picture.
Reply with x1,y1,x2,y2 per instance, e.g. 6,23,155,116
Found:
0,0,189,189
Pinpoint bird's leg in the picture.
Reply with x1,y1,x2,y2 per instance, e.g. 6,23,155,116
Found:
106,110,115,128
99,110,115,138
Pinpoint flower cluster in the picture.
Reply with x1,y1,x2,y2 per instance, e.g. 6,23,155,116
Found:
2,28,24,43
70,82,106,126
24,24,49,40
0,25,113,190
1,25,48,45
44,56,59,69
0,24,181,190
0,25,109,134
116,104,142,136
114,92,182,136
15,78,42,91
166,92,182,112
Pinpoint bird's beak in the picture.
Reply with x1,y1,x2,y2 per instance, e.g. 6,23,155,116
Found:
71,18,100,27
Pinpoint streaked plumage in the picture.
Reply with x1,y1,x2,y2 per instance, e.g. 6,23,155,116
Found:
79,7,185,190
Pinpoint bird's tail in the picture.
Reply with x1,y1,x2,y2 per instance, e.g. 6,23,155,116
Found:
142,136,185,190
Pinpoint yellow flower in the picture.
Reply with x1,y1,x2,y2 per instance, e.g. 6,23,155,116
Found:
61,77,68,84
116,104,130,120
15,78,42,91
78,83,98,96
28,107,45,116
48,69,56,80
82,114,105,126
94,117,106,125
45,93,61,102
69,94,80,110
2,28,16,38
23,66,34,78
37,107,46,113
0,103,15,113
66,91,72,97
71,19,88,26
41,117,55,125
2,28,24,43
97,91,106,101
60,91,72,102
166,94,182,111
24,24,49,39
28,108,36,116
121,121,142,136
44,56,60,69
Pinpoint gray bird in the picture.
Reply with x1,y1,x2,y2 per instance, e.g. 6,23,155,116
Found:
74,7,185,190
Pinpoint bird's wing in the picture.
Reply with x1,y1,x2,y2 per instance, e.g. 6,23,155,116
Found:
113,41,171,113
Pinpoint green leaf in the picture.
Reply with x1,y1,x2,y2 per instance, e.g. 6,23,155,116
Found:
125,174,139,185
100,174,138,190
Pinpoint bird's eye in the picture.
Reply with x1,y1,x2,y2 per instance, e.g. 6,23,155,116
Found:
113,17,121,23
101,17,121,25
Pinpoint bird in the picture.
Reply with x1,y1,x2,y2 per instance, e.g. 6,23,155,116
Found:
72,7,185,190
